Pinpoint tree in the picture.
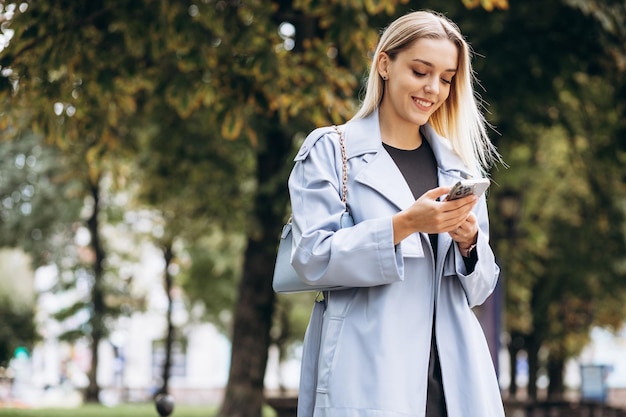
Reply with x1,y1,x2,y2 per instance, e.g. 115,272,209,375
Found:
0,1,145,400
0,126,132,402
0,131,82,265
1,0,268,404
132,109,254,395
464,0,626,399
540,73,626,398
0,249,36,366
0,131,80,366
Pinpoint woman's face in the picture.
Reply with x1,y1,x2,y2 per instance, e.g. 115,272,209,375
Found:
378,37,458,128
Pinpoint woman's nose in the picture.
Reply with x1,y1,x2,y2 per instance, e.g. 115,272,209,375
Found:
425,78,439,94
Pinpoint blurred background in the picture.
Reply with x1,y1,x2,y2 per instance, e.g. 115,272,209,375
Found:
0,0,625,416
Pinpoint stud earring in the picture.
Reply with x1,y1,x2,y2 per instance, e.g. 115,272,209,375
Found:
382,75,388,81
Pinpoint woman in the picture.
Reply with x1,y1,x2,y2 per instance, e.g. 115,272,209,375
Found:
288,10,505,417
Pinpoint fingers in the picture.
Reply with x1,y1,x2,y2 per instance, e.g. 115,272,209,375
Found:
404,187,478,235
454,212,477,228
440,198,477,230
442,194,478,212
422,186,478,208
424,186,453,201
449,213,478,243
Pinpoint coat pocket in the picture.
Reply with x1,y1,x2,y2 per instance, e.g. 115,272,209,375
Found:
316,316,344,393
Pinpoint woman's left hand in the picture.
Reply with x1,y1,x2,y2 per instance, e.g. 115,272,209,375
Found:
449,212,478,253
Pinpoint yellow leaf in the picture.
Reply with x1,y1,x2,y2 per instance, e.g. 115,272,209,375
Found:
462,0,481,9
493,0,509,10
221,111,244,140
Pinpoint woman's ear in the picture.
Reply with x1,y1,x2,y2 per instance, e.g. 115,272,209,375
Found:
377,52,390,80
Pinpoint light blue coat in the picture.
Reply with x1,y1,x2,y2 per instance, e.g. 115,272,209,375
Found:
288,111,505,417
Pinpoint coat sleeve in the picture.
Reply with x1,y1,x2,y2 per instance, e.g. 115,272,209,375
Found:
288,130,404,288
449,194,500,307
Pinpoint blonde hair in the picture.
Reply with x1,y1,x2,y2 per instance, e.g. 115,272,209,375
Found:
352,10,500,175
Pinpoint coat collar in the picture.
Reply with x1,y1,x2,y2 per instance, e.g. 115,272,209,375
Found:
342,110,474,211
342,110,472,176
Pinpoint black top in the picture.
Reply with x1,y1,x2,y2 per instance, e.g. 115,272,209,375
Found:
383,140,439,259
383,139,448,417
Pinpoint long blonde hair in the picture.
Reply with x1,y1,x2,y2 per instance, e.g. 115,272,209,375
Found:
352,10,500,175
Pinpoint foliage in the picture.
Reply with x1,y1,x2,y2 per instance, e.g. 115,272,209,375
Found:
131,109,255,326
564,0,626,67
178,232,245,333
0,131,79,366
271,292,316,363
472,0,626,396
0,0,260,399
0,249,36,366
0,308,35,366
0,132,82,266
462,0,509,11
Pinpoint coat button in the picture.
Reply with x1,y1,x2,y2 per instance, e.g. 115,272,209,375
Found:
298,145,308,156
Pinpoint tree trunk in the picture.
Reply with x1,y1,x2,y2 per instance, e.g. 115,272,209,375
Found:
85,179,105,403
526,333,540,401
219,238,277,417
158,244,175,396
507,331,527,398
528,278,550,402
508,340,518,398
547,353,565,400
219,124,293,417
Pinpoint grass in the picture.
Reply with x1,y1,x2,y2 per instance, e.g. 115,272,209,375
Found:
0,403,218,417
0,404,279,417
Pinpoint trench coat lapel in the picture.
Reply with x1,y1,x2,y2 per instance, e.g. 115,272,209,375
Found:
343,111,476,210
355,153,416,210
343,112,417,211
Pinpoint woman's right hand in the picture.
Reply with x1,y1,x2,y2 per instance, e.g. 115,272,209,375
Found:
392,186,478,245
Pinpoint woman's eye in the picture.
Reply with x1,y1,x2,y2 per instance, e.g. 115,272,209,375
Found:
413,70,426,77
441,78,453,85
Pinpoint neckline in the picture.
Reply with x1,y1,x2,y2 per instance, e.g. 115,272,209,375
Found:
383,142,424,152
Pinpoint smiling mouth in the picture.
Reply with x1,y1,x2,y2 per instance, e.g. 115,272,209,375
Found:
413,97,433,108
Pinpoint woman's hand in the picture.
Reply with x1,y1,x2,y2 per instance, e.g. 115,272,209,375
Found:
392,186,478,245
449,212,478,257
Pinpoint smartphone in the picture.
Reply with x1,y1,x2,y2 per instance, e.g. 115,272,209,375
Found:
445,178,490,201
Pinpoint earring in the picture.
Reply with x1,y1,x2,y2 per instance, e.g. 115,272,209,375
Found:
382,75,388,81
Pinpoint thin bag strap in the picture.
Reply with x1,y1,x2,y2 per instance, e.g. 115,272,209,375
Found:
332,125,348,210
288,126,347,225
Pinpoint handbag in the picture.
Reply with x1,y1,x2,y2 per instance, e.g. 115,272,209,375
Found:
272,126,353,294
